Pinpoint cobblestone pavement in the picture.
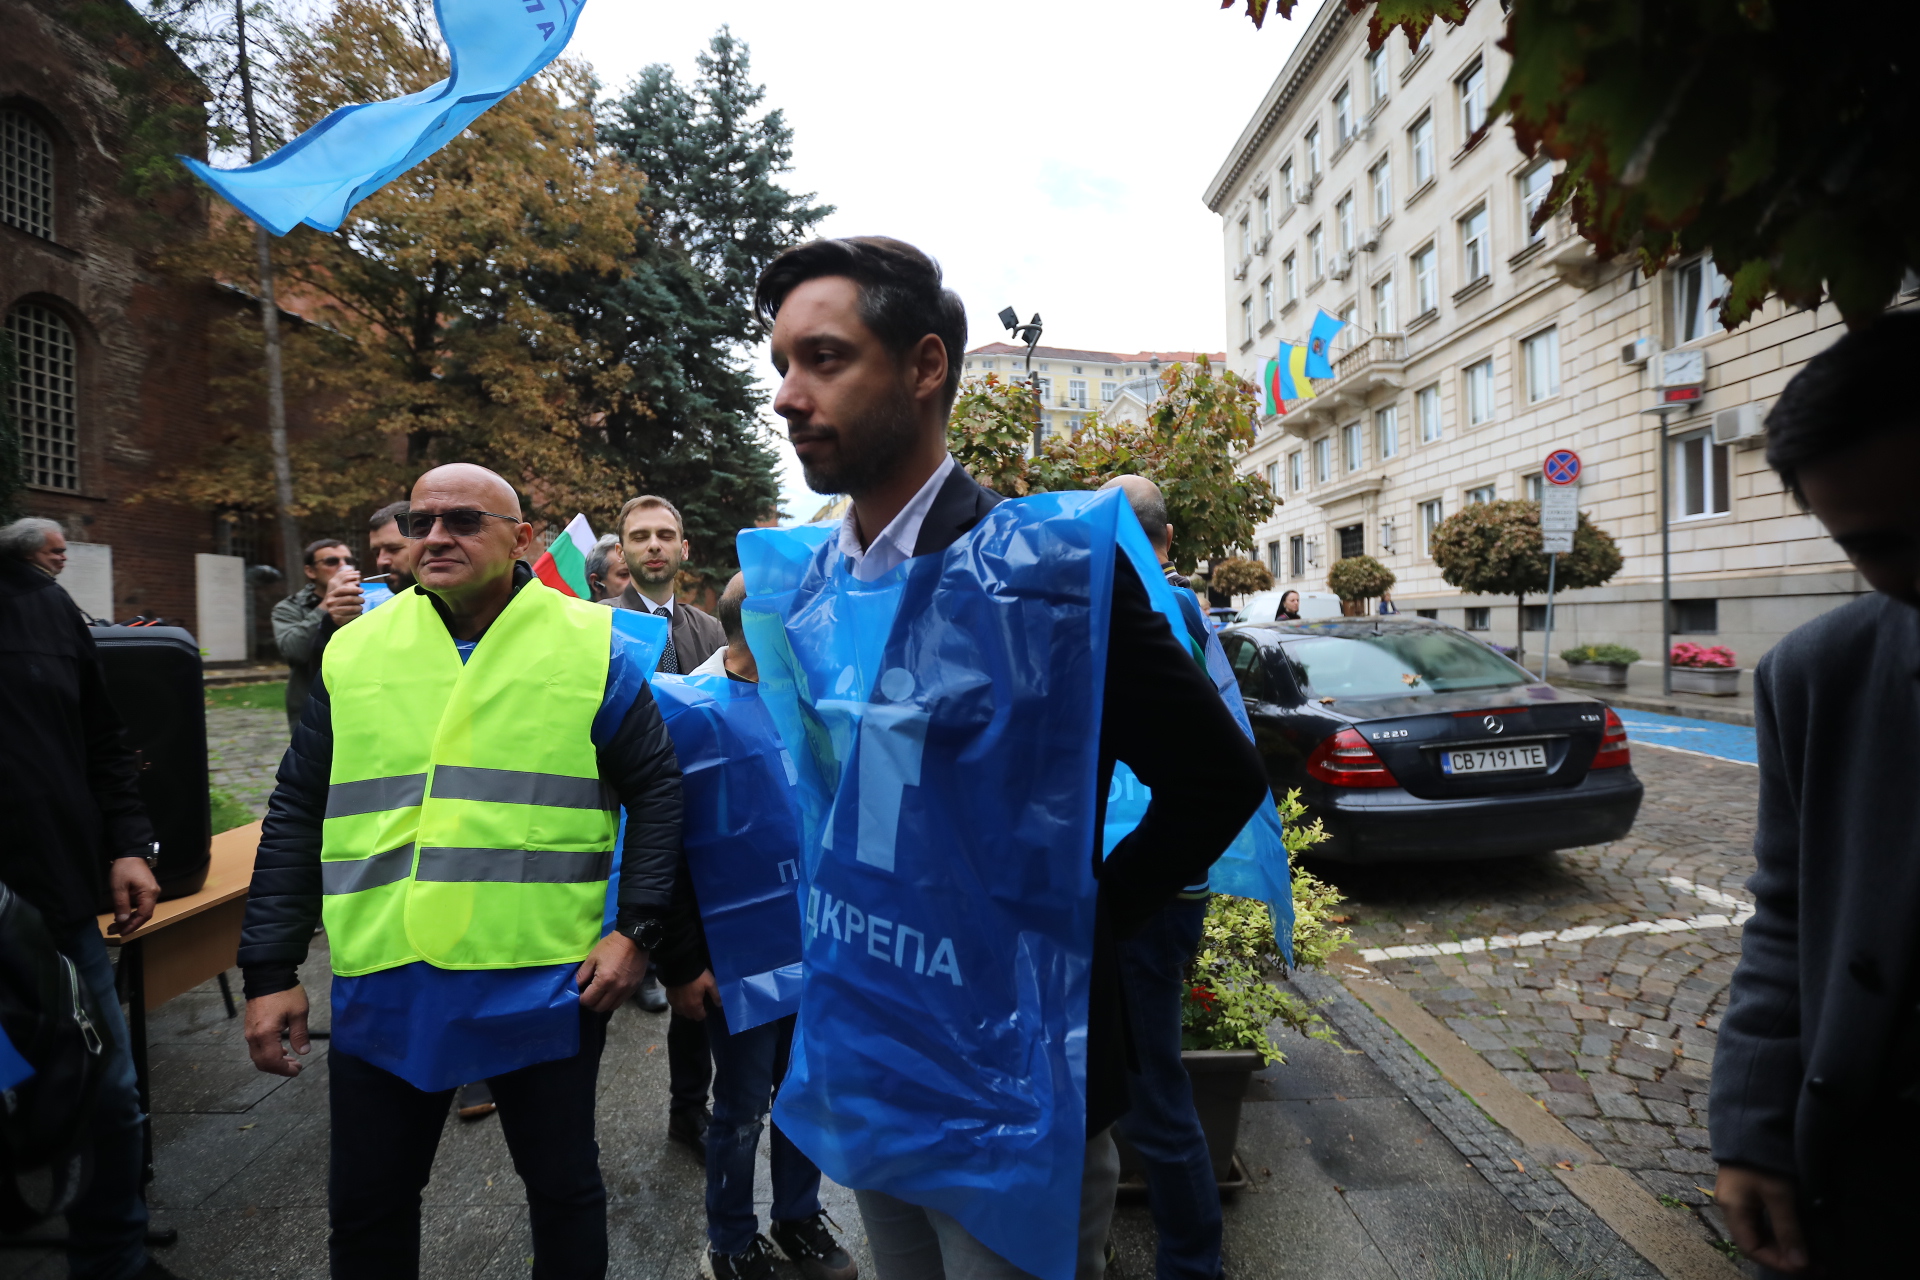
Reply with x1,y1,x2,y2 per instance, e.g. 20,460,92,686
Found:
1311,743,1759,1253
206,702,291,819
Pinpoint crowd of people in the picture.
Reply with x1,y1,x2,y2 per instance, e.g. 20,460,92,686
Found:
2,238,1917,1280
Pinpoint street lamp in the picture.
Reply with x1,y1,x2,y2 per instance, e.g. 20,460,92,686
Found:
999,307,1044,444
1641,349,1705,697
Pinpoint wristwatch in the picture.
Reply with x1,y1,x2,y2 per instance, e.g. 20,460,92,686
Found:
117,842,160,870
617,916,665,951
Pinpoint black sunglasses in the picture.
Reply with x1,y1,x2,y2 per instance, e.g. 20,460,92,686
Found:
399,509,521,539
314,554,357,568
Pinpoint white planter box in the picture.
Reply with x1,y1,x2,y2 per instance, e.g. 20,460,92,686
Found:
1566,661,1628,688
1671,666,1740,697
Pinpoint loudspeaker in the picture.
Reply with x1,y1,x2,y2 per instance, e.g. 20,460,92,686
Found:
89,626,211,901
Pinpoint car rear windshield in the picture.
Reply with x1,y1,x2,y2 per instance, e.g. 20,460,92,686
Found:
1281,630,1530,697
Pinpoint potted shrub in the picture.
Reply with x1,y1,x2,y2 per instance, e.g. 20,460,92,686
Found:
1114,791,1347,1193
1670,642,1739,696
1327,554,1395,615
1208,556,1274,599
1561,642,1640,689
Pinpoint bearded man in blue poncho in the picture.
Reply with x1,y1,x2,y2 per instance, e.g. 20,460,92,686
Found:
743,237,1270,1280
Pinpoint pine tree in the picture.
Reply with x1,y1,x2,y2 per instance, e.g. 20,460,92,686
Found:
537,29,832,579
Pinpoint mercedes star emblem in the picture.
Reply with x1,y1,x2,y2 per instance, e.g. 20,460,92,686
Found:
1484,715,1504,733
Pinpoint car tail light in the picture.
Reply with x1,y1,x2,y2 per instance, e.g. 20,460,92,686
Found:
1306,726,1400,788
1591,707,1631,769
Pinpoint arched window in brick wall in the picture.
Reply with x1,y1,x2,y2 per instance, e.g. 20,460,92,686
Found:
5,303,80,491
2,109,56,240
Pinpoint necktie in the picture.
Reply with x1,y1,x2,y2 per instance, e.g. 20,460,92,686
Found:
655,605,679,674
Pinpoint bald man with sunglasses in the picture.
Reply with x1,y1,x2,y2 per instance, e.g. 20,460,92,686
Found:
238,464,685,1280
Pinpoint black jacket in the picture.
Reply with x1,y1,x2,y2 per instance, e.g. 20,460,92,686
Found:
0,559,154,928
238,563,685,996
1710,593,1920,1221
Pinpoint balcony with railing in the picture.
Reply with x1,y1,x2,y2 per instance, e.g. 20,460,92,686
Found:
1273,330,1407,438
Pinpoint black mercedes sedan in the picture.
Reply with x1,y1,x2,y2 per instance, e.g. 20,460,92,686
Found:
1219,617,1643,862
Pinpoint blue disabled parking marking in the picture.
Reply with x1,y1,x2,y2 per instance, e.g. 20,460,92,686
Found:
1612,709,1758,766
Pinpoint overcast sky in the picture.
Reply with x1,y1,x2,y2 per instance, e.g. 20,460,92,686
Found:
570,0,1323,522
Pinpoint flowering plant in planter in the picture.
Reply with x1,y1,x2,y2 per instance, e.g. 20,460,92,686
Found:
1561,643,1641,666
1181,790,1349,1065
1671,642,1736,669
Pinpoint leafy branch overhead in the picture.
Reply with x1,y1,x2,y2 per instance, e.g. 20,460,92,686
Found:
1221,0,1917,329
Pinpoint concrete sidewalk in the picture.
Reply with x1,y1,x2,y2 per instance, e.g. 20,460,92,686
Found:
2,952,1639,1280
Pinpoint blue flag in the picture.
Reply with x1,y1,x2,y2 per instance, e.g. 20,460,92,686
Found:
1305,308,1348,380
182,0,586,235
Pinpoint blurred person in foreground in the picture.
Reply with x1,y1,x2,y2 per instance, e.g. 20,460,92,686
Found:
0,518,177,1279
2,516,68,578
273,537,364,729
1711,312,1920,1276
239,463,684,1279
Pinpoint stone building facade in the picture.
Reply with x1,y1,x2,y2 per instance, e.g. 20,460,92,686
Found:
962,343,1224,439
1205,0,1868,685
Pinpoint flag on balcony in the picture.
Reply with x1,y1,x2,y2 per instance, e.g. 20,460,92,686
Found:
1305,309,1348,379
1273,341,1316,407
181,0,586,236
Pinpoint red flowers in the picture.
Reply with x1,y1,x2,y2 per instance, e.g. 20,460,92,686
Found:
1189,985,1218,1008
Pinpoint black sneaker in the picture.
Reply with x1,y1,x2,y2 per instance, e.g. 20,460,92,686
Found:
455,1080,496,1121
668,1105,710,1161
636,974,669,1013
700,1234,779,1280
770,1211,857,1280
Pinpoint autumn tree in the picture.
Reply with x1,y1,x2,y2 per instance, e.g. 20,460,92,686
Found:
1327,555,1394,607
1222,0,1919,329
1428,500,1622,654
947,358,1279,567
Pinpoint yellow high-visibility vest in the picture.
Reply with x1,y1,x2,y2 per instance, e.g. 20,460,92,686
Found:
317,583,615,976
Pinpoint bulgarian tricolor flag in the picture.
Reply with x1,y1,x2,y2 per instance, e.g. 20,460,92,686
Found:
533,513,596,598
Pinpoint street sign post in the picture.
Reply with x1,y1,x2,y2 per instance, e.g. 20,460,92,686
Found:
1537,452,1582,679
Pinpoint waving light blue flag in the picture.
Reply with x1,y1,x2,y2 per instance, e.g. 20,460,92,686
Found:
1304,308,1348,379
182,0,585,236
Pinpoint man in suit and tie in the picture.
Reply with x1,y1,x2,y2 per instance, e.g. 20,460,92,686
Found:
609,493,724,1156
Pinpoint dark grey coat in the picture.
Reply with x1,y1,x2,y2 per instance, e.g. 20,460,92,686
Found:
1710,592,1920,1220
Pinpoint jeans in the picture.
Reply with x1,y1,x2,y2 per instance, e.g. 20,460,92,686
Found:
57,925,149,1280
854,1129,1120,1280
705,1011,820,1254
668,1007,713,1113
328,1010,610,1279
1115,896,1221,1280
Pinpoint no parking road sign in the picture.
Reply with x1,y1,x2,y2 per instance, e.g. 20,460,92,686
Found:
1544,449,1581,486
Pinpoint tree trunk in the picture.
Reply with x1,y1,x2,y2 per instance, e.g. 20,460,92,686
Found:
235,0,301,588
1515,591,1526,660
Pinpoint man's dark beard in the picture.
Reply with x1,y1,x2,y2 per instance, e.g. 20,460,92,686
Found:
797,383,922,497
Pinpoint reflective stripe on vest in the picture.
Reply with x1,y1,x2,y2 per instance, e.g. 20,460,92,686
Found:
318,584,615,976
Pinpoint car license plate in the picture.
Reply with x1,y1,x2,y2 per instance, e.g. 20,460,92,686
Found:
1441,745,1547,775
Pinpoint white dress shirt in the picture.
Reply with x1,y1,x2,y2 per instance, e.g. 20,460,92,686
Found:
838,453,956,583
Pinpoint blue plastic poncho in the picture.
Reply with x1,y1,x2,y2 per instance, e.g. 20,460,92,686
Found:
650,671,805,1032
740,491,1137,1280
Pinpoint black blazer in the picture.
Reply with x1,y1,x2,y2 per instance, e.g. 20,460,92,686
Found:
612,586,726,673
1710,592,1920,1241
910,466,1268,1134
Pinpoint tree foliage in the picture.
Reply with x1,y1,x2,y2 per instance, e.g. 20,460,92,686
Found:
947,359,1279,568
1224,0,1918,330
1326,554,1395,603
1210,557,1273,596
1430,500,1622,649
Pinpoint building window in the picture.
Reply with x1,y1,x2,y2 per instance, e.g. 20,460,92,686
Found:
1370,157,1392,225
1069,378,1087,407
1460,205,1490,283
1336,194,1355,255
1339,301,1358,351
1305,125,1322,177
1313,435,1332,483
1280,159,1295,206
1037,375,1053,402
1308,226,1324,280
1520,603,1549,632
1264,462,1279,491
1419,499,1445,556
1375,404,1399,459
1413,243,1438,314
1258,188,1272,236
1410,112,1435,187
1522,326,1559,402
1241,297,1254,344
1342,421,1362,472
1290,535,1305,578
1039,415,1054,441
1288,450,1304,492
1417,383,1442,442
1266,541,1281,576
1524,473,1545,501
2,110,56,240
1464,357,1495,425
1520,160,1552,244
1101,380,1117,403
1284,253,1299,302
1673,256,1730,343
1673,428,1732,518
1373,274,1397,332
1337,524,1365,559
1466,484,1496,505
1671,598,1719,635
5,303,79,491
1334,85,1354,144
1238,214,1251,261
1367,47,1389,108
1416,608,1437,619
1465,606,1491,631
1261,276,1275,325
1458,59,1488,137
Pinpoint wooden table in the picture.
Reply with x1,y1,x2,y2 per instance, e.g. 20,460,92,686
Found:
96,821,260,1182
